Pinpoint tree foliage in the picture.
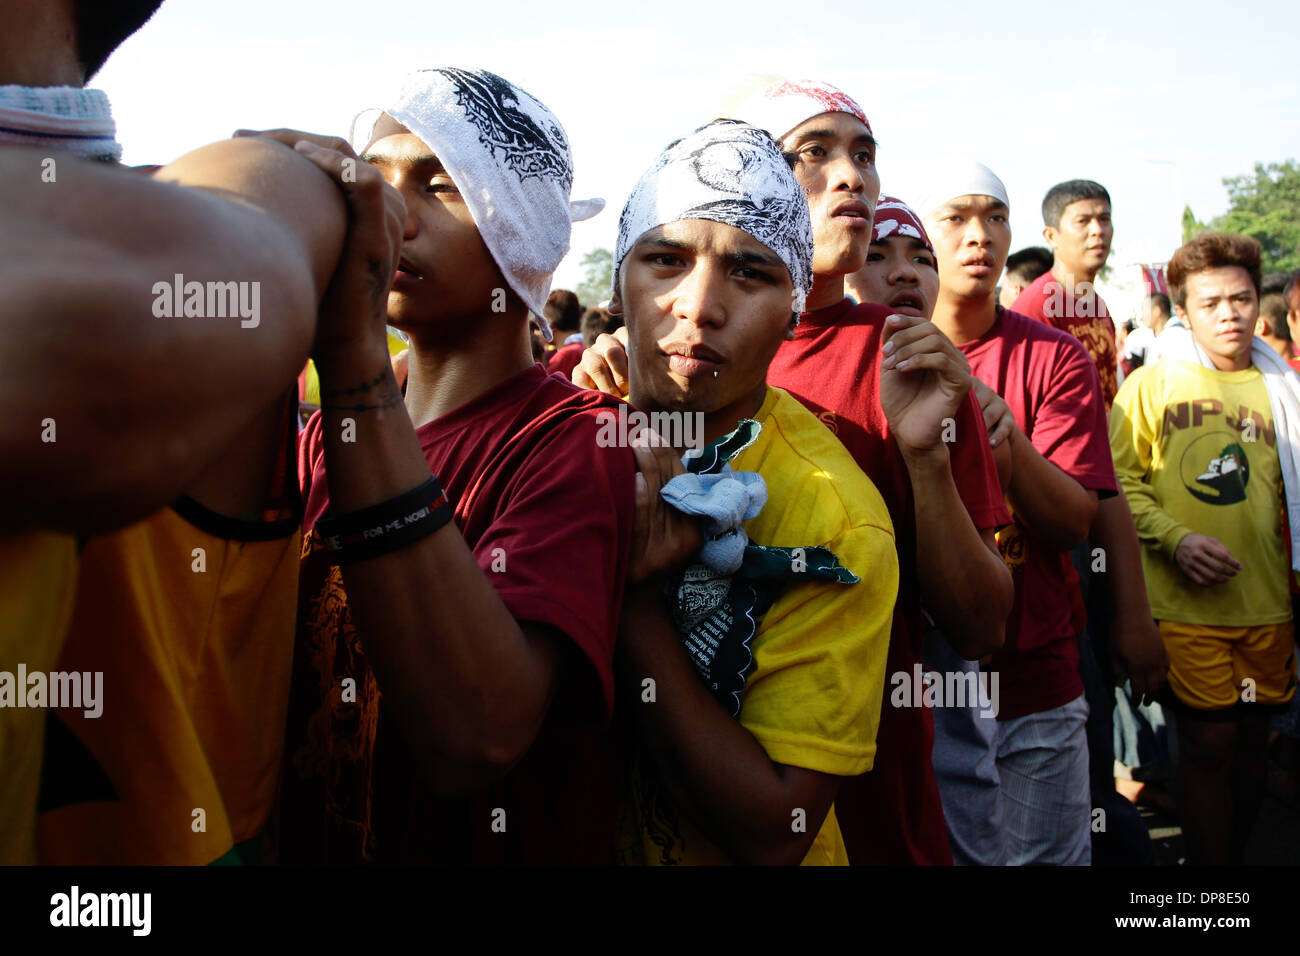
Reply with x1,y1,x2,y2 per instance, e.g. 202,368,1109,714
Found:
1182,204,1205,245
574,247,614,308
1206,160,1300,274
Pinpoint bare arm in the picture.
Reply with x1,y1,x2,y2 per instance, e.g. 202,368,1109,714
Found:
619,583,840,866
1091,492,1168,704
881,316,1011,659
0,139,346,532
908,450,1011,658
1004,423,1099,551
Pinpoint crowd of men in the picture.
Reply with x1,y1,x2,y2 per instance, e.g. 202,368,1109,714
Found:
3,0,1299,867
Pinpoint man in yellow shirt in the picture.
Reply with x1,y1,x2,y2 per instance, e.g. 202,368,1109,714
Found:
1110,232,1297,864
609,120,897,865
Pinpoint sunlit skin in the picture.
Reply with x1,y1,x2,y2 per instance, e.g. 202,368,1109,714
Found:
779,112,879,308
925,194,1012,340
1286,284,1300,345
1145,296,1170,334
846,235,939,319
613,219,796,448
362,116,521,340
1044,197,1113,289
1175,266,1259,372
998,279,1026,310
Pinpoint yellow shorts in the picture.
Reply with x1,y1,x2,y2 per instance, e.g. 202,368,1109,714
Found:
1159,620,1297,713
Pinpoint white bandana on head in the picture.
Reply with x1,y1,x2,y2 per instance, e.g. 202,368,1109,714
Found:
614,120,814,315
916,160,1010,221
0,85,121,161
733,78,872,144
352,68,603,340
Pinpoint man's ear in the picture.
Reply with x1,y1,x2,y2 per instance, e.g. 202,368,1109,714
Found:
1173,303,1189,325
608,286,623,317
1042,225,1058,249
1255,316,1269,336
784,312,798,341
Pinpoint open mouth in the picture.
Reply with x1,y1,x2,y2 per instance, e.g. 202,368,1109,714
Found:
830,200,872,227
396,259,423,280
889,290,925,313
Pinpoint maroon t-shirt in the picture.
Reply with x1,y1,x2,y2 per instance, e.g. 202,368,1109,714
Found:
547,342,584,381
767,297,1010,866
277,363,635,864
958,308,1117,720
1013,271,1119,409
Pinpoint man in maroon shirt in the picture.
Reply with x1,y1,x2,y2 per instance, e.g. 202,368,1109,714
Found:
920,162,1117,863
1012,179,1167,864
274,69,639,864
576,80,1014,864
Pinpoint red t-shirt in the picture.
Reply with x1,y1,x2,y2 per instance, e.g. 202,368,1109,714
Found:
547,342,584,381
1013,270,1119,409
958,308,1117,720
767,297,1009,866
277,363,635,864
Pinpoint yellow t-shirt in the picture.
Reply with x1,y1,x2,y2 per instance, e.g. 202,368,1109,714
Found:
1110,360,1290,626
301,328,408,406
624,386,898,866
0,531,78,865
37,503,300,865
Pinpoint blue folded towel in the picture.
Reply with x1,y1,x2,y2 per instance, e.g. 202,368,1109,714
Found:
660,468,768,575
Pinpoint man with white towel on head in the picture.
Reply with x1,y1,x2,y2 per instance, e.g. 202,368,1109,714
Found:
271,68,642,866
919,161,1117,865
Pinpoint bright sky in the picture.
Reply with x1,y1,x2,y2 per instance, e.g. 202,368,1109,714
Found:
99,0,1299,304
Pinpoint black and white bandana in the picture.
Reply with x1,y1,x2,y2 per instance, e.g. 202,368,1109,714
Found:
613,120,814,315
353,68,602,338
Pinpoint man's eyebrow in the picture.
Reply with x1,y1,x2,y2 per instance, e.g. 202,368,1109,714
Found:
639,236,693,253
725,248,783,268
636,235,781,268
945,198,1008,213
360,151,444,170
791,128,877,149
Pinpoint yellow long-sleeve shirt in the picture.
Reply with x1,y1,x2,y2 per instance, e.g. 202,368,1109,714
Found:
1109,360,1291,626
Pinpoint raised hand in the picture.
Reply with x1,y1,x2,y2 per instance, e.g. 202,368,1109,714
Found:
573,326,630,397
879,313,972,461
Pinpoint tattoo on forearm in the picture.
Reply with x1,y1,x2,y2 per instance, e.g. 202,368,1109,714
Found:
321,368,389,399
320,368,403,413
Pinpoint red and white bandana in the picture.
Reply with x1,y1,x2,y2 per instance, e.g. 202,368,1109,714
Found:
872,196,933,255
735,78,872,142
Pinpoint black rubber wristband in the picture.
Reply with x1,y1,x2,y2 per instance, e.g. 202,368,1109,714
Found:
316,476,453,564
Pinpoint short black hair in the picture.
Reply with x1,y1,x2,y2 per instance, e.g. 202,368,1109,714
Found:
580,307,608,348
1260,293,1290,340
1285,272,1299,308
1042,179,1111,229
1005,246,1054,285
1146,292,1171,317
1261,272,1290,297
543,289,582,332
74,1,164,79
